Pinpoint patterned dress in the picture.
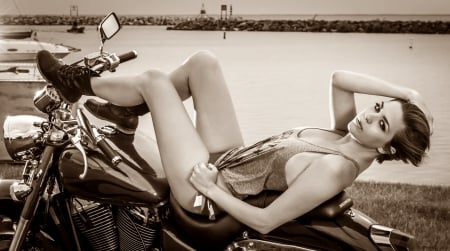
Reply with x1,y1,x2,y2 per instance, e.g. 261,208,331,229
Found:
216,128,360,199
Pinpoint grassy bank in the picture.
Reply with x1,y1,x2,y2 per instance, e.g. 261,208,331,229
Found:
1,164,448,250
347,182,449,251
0,161,24,179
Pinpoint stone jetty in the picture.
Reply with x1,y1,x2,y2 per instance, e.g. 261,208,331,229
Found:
0,15,180,26
1,15,449,34
168,18,450,34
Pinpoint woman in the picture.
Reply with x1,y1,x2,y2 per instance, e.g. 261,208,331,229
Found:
37,50,432,234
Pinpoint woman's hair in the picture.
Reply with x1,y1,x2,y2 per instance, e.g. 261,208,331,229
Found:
376,99,431,166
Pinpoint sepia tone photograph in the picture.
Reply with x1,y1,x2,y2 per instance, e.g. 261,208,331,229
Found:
0,0,449,250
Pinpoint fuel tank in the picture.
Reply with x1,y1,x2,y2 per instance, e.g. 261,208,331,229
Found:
59,131,169,206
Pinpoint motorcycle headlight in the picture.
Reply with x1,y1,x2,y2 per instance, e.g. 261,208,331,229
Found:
3,115,46,160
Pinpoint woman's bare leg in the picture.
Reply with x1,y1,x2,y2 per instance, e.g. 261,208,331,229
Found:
90,51,243,210
92,51,244,154
169,51,244,153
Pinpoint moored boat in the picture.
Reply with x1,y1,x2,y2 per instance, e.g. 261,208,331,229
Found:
0,39,79,62
67,26,85,33
0,62,45,82
0,30,33,39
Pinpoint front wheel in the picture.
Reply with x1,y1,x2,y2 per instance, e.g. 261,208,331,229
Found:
0,233,64,251
0,215,64,251
0,214,14,251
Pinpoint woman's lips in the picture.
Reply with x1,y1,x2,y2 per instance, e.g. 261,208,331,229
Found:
356,117,363,130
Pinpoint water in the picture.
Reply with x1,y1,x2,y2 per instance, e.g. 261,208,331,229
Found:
3,25,450,186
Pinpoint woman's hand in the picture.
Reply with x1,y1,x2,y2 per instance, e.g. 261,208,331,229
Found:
408,90,434,135
189,162,219,196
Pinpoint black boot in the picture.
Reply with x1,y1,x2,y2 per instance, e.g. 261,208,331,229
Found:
36,50,98,103
84,99,146,134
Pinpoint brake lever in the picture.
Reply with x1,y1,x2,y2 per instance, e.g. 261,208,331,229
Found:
70,128,88,179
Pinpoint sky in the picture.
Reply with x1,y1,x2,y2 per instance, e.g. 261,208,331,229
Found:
1,0,450,16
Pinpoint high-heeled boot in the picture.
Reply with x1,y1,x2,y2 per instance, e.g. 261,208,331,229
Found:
36,50,99,103
84,99,149,134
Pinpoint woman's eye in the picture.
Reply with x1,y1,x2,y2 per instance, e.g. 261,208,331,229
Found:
380,120,386,131
375,103,381,112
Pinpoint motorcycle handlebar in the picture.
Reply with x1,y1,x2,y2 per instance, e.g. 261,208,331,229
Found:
118,50,138,63
96,136,122,166
92,128,122,166
90,50,138,72
76,109,122,168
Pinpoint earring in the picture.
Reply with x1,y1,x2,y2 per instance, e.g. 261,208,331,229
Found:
389,146,397,155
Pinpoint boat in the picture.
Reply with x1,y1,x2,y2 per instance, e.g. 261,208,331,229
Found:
0,39,79,62
0,30,33,39
67,26,85,33
0,62,45,82
67,19,85,33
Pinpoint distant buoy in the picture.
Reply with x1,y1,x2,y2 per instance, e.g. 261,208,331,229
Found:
409,38,414,49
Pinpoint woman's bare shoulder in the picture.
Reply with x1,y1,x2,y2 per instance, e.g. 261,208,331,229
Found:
320,155,358,186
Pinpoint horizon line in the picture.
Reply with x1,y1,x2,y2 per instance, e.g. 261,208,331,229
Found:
2,13,450,16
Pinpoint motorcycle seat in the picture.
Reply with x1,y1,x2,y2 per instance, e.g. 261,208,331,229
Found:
169,190,353,249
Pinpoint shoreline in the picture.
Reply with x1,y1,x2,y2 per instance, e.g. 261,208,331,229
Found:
1,15,449,34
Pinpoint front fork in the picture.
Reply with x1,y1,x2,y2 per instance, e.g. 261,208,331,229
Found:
9,146,54,251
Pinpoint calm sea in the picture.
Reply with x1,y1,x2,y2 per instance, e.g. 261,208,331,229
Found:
3,25,450,186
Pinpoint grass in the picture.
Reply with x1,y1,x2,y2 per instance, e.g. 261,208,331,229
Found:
1,164,448,250
347,181,449,251
0,161,24,179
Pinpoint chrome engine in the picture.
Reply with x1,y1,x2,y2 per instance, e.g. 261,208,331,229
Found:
71,200,158,251
116,207,159,251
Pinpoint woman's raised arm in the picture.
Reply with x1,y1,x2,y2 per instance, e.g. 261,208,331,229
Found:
329,70,432,132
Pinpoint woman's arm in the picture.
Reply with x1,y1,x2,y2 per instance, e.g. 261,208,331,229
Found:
190,155,355,234
330,70,426,131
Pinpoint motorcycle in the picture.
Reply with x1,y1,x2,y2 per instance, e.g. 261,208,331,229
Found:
0,12,416,251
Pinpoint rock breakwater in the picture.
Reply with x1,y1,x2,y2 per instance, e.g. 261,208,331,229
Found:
169,18,450,34
0,15,179,26
1,15,449,34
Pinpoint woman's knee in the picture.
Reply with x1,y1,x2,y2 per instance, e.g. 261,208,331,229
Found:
135,69,171,91
186,50,220,71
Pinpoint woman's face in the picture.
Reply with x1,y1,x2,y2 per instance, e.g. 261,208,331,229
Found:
348,100,406,148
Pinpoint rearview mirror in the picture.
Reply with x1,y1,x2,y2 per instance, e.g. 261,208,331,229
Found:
99,12,121,42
